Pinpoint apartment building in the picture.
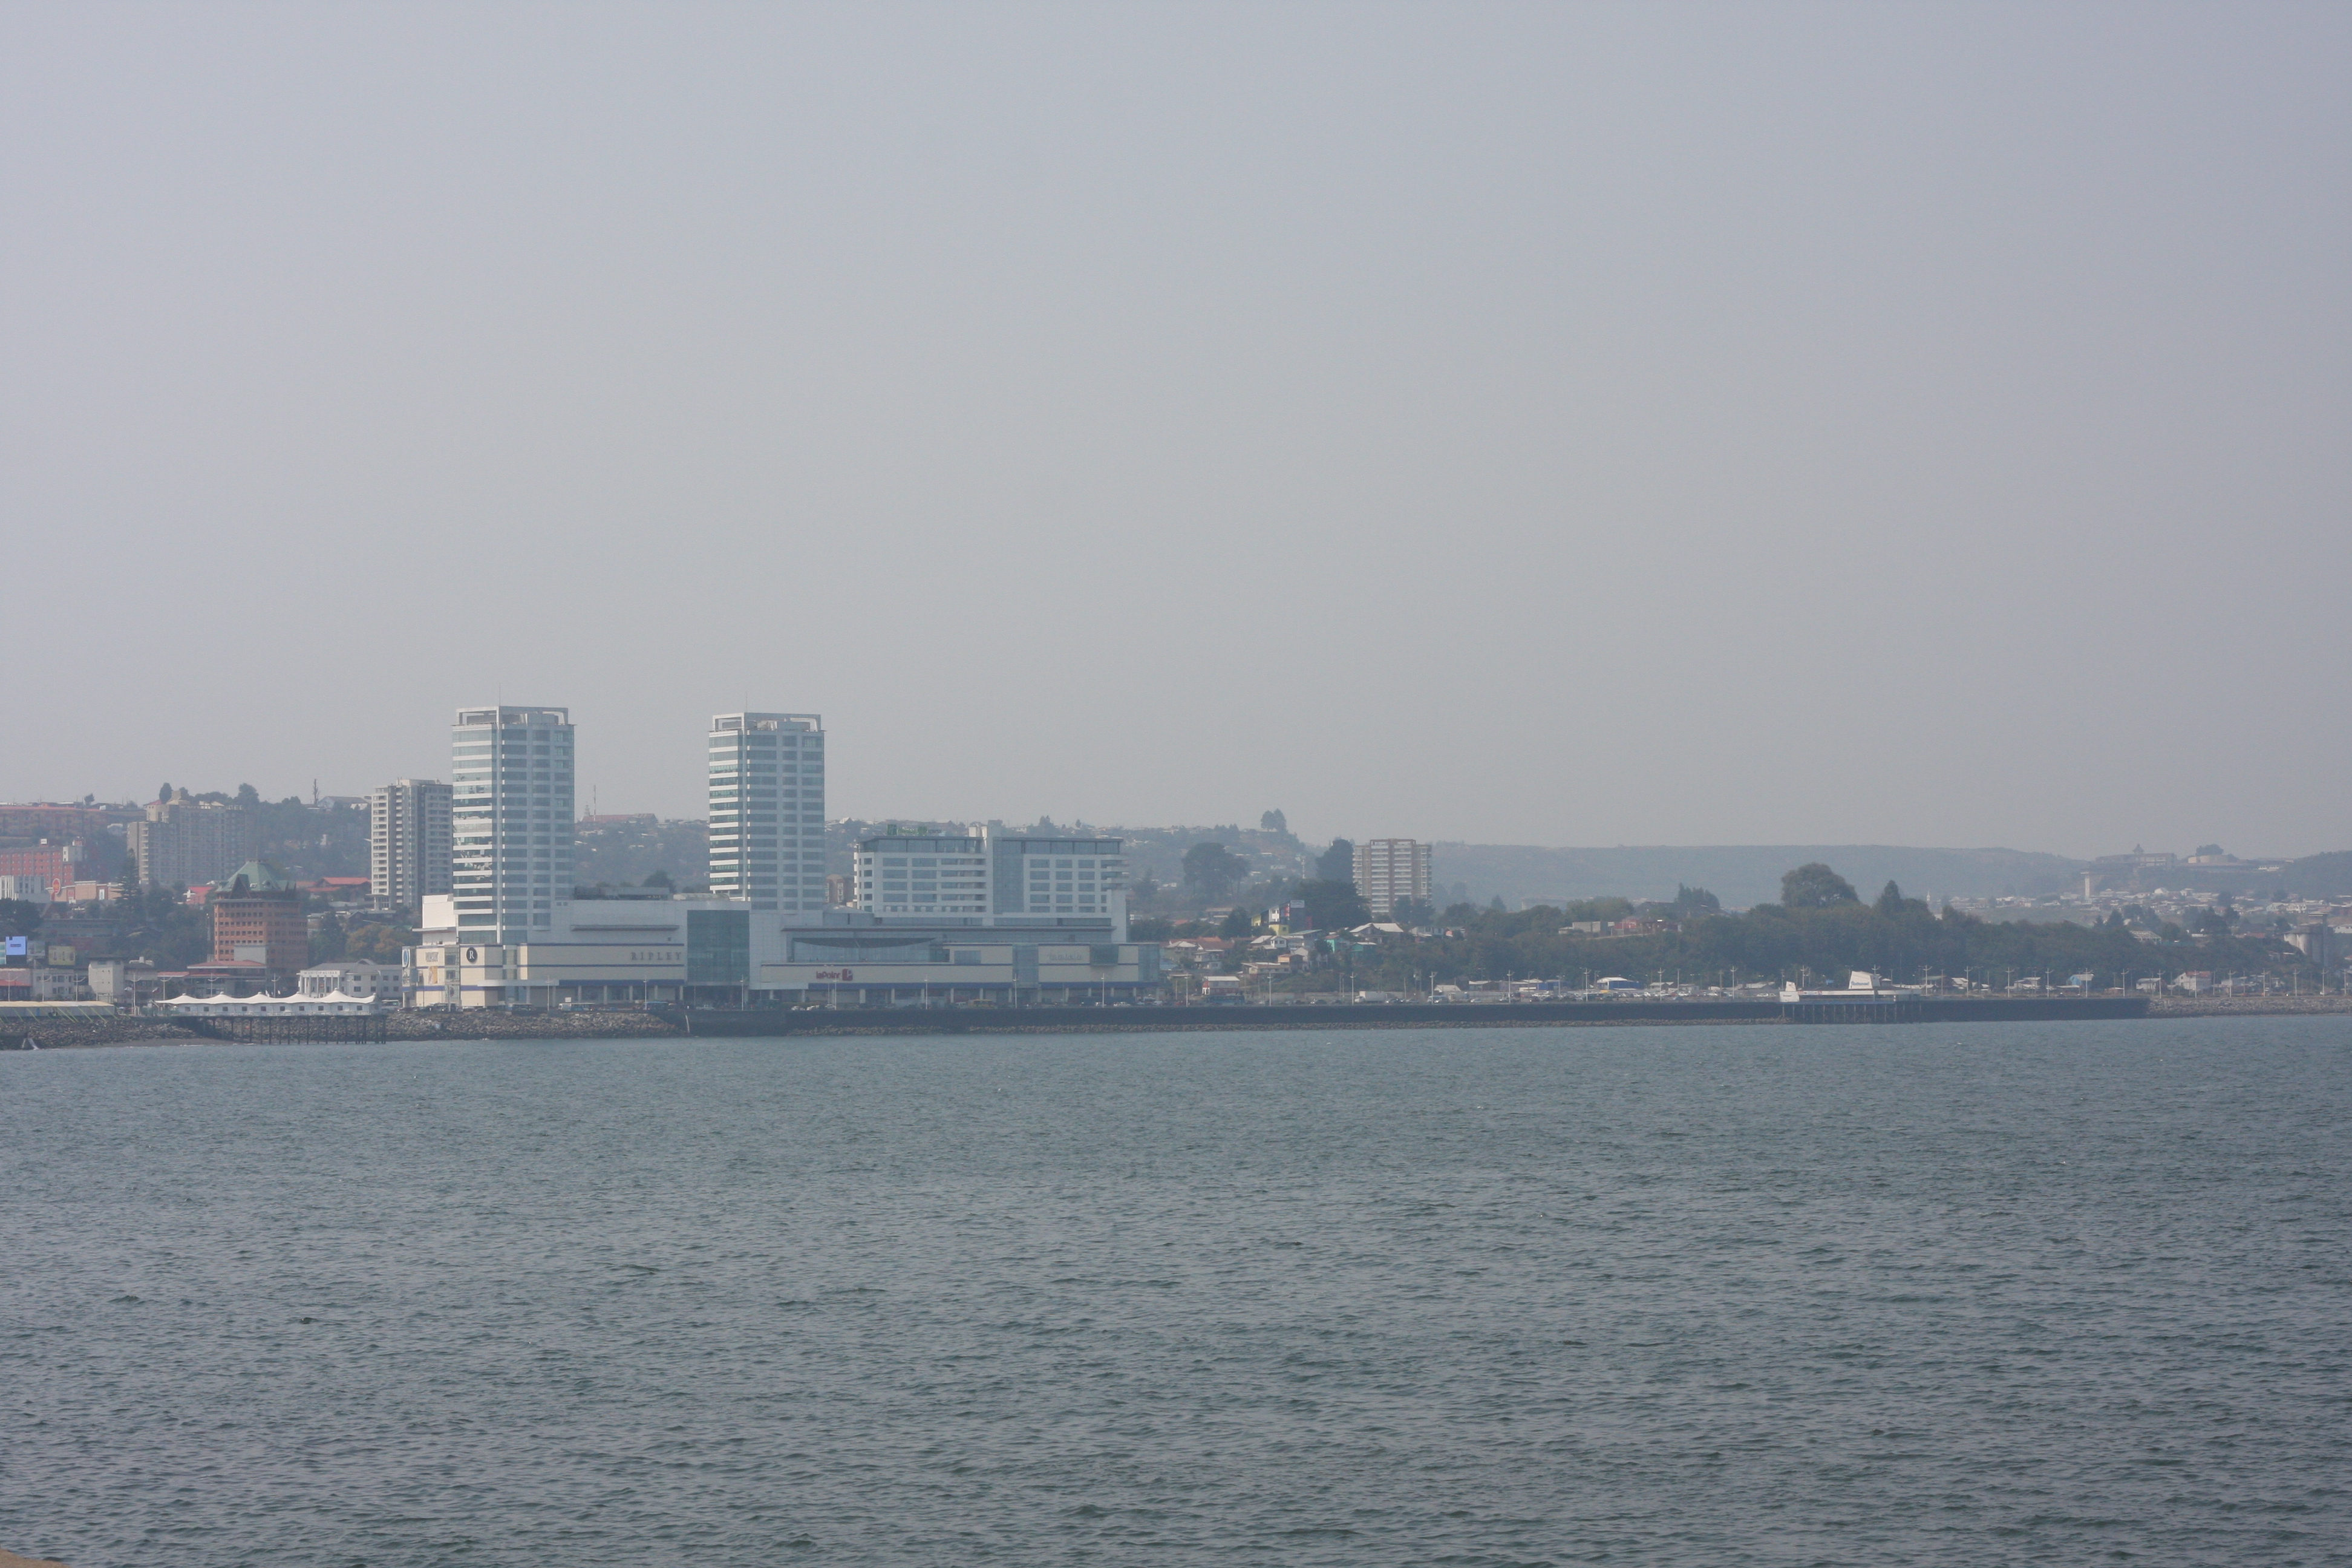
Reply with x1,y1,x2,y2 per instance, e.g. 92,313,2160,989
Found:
449,705,575,942
1352,838,1432,919
129,791,252,889
705,713,825,912
369,779,452,906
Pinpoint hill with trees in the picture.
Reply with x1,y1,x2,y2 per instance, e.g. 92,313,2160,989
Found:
1245,862,2307,995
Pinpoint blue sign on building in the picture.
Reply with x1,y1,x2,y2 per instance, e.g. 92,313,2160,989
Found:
3,936,27,958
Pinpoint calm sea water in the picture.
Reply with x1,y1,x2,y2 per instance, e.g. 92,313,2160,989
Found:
3,1019,2348,1567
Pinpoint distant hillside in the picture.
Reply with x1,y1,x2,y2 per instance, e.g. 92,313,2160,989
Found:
1428,844,2087,910
2279,852,2352,899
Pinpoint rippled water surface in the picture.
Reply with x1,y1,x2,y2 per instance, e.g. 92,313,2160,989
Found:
4,1019,2350,1566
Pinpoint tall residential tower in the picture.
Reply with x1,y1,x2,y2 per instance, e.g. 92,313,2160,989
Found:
706,713,825,912
368,778,452,907
1352,838,1431,920
450,706,574,941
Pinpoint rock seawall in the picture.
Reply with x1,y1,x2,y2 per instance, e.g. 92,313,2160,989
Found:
2148,995,2352,1018
7,995,2346,1051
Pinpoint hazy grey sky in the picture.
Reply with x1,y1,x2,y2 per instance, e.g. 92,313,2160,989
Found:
4,2,2345,857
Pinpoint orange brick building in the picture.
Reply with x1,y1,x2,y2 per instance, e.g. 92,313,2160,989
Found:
210,861,309,975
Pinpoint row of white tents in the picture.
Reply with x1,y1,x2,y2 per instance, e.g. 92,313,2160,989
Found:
152,992,388,1017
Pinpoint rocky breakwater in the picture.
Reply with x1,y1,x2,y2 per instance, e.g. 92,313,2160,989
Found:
386,1009,688,1041
2149,993,2352,1018
0,1018,204,1050
2,1009,691,1050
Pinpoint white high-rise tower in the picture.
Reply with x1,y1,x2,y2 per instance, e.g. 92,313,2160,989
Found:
1352,838,1431,920
450,706,575,942
706,713,825,912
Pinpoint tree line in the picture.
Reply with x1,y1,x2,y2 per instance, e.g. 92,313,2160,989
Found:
1156,860,2307,991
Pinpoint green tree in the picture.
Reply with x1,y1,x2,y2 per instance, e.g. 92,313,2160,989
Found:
1875,880,1907,916
345,923,416,963
1316,838,1354,883
1183,842,1247,904
1670,884,1722,917
1259,809,1287,834
643,869,673,889
310,911,348,961
1782,863,1860,909
0,899,42,939
1218,904,1256,939
1296,878,1370,930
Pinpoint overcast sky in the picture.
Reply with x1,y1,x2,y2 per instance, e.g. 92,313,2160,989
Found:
4,2,2345,858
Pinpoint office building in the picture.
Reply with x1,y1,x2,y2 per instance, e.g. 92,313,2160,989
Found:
854,826,1125,922
449,705,575,942
705,713,825,912
0,874,54,905
408,824,1152,1008
0,845,82,893
0,803,114,840
1352,838,1432,919
411,895,752,1008
852,827,989,915
129,791,252,889
369,779,452,907
407,897,1158,1008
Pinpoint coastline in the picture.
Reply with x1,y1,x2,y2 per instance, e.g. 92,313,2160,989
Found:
9,991,2343,1050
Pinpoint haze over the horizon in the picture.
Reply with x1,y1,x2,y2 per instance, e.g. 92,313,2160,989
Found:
4,3,2345,860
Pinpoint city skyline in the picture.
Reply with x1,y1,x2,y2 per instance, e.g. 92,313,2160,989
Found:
0,704,2339,872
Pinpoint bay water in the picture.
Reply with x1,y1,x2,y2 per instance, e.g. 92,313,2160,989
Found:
4,1018,2348,1566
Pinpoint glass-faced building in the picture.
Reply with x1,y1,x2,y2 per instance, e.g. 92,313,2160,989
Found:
706,713,825,912
450,706,574,942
